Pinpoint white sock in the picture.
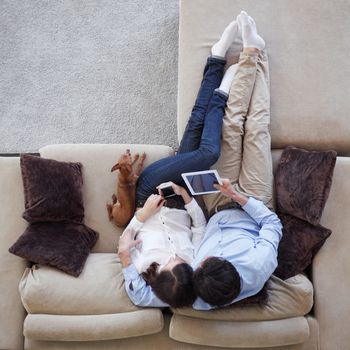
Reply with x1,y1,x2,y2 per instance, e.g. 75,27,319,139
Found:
211,20,240,57
237,11,265,50
218,64,238,94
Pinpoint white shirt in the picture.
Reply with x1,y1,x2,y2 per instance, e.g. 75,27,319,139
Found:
125,198,207,273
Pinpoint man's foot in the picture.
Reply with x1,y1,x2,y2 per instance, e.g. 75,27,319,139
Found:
218,64,238,94
211,20,241,57
237,11,265,51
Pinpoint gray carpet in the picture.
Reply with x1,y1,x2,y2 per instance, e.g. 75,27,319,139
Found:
0,0,179,153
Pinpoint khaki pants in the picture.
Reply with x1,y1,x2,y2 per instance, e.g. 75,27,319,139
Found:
204,51,274,213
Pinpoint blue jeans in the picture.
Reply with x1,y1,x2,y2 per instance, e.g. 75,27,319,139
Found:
136,56,228,202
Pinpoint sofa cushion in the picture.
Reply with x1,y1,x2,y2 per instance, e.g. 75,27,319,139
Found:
274,214,332,280
170,315,309,348
24,311,164,341
172,274,313,321
275,146,337,225
20,154,85,223
9,222,98,277
20,253,141,314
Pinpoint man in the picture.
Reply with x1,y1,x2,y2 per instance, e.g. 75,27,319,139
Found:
190,11,282,310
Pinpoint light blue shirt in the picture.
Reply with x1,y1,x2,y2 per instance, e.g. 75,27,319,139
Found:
122,197,283,310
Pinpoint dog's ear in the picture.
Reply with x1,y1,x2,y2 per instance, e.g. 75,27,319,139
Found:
111,163,121,172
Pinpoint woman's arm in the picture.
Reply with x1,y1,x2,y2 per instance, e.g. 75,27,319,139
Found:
166,182,207,248
135,194,165,222
118,229,169,307
184,198,207,248
118,228,141,267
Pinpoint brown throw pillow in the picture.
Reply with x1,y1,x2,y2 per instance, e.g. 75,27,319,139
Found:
274,214,331,280
275,146,337,225
9,222,98,277
20,154,84,223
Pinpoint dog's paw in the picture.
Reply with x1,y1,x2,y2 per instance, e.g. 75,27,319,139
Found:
106,203,113,221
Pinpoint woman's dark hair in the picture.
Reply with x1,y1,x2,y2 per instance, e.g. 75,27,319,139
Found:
193,257,241,307
141,262,196,308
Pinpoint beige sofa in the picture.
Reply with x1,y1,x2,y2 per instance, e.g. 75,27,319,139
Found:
1,1,350,349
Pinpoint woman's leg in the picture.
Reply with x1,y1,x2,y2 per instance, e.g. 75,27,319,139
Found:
136,90,228,202
177,56,226,153
178,20,241,153
136,18,245,202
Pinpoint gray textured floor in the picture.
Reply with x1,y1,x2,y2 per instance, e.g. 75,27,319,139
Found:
0,0,179,153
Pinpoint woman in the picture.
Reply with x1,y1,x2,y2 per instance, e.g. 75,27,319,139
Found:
118,17,242,308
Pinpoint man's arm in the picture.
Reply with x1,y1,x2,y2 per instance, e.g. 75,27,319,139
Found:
214,179,282,251
242,197,283,293
192,296,216,310
242,197,282,251
214,179,282,291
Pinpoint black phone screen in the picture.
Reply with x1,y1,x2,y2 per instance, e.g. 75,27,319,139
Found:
161,186,176,198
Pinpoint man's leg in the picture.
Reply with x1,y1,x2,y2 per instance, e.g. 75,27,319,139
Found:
233,50,274,209
204,11,268,214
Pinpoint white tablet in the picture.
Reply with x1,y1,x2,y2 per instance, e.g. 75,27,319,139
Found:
181,170,223,195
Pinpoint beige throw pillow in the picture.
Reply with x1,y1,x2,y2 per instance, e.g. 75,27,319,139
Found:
172,274,313,321
20,253,140,315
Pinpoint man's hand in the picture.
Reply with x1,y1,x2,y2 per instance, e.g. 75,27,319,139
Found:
213,179,248,206
118,228,142,267
136,194,165,222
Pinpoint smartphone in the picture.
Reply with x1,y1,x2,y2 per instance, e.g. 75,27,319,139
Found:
158,182,176,198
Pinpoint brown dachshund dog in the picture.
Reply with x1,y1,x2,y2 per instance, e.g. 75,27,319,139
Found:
107,149,146,227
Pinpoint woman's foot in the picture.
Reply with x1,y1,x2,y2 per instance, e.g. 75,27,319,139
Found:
218,64,238,94
211,20,241,57
237,11,265,51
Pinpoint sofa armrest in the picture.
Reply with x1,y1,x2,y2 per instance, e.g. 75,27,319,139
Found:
312,156,350,349
0,157,29,349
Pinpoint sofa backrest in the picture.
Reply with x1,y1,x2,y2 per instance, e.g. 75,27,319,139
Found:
39,144,174,253
178,0,350,155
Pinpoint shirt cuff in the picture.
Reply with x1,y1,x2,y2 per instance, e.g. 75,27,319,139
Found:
184,198,198,212
242,197,260,215
128,215,144,231
122,263,140,280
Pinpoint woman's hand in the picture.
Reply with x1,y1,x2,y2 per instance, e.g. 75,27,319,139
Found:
118,228,142,267
169,182,184,196
157,181,192,205
156,181,183,196
136,194,165,222
213,178,248,206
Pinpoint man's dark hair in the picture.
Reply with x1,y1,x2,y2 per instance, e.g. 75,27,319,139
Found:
193,257,241,307
142,262,196,308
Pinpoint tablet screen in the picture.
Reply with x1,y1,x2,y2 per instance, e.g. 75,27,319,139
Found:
181,170,222,195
